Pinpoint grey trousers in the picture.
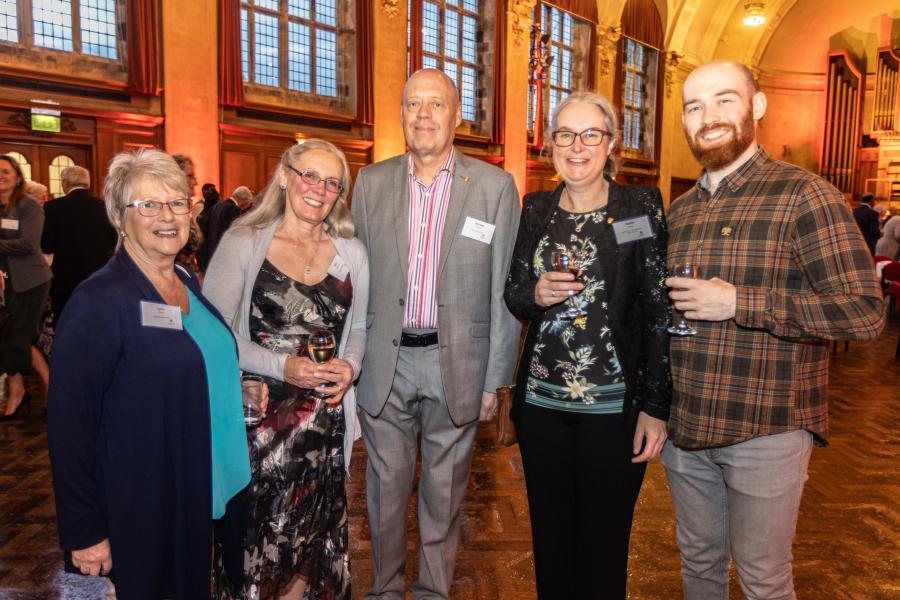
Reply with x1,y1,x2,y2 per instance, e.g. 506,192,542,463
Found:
662,430,813,600
361,344,478,600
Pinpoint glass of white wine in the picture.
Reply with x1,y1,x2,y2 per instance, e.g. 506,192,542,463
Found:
306,327,337,399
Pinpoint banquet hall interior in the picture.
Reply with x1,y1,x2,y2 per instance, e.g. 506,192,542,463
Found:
0,0,899,597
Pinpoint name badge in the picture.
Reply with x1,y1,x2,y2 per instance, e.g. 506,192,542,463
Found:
611,215,654,245
140,300,183,330
327,254,350,281
461,217,495,244
1,219,19,231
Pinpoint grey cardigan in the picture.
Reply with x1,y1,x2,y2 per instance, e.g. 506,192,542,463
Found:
202,220,369,467
1,195,53,292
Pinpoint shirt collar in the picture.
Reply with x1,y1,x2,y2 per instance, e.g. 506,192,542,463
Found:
407,148,457,183
698,145,768,196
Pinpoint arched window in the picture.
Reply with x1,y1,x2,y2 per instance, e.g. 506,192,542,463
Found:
48,154,75,198
5,151,32,181
408,0,496,136
0,0,119,59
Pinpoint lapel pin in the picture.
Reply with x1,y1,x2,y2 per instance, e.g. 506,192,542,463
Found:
607,216,615,224
720,226,733,237
463,176,470,182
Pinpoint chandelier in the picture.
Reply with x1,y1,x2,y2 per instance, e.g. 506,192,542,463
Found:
742,2,766,27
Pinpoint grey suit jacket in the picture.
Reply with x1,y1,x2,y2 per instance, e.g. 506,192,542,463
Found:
351,150,521,425
1,195,52,292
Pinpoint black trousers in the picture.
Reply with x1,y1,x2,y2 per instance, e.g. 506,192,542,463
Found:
0,280,49,375
516,403,647,600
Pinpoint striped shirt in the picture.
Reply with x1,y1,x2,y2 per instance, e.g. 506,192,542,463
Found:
404,149,456,329
666,148,885,449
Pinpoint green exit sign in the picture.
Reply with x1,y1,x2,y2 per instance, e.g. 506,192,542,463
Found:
30,111,61,133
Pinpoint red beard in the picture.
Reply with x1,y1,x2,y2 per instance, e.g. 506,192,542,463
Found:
687,109,756,170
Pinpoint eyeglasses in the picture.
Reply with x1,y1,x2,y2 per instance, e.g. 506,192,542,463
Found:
285,164,344,195
551,128,612,147
125,198,192,217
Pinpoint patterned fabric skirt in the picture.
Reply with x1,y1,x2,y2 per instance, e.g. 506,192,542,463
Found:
214,385,350,600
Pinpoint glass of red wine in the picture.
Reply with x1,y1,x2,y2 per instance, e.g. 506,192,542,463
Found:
551,251,586,319
306,327,337,399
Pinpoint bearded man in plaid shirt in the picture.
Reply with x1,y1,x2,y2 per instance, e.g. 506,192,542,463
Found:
662,60,886,600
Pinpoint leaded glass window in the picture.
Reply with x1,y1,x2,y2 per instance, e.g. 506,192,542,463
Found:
0,1,118,59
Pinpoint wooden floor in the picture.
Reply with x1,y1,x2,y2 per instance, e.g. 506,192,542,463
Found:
1,313,898,599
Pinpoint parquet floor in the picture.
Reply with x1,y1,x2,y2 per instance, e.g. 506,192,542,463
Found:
1,314,898,599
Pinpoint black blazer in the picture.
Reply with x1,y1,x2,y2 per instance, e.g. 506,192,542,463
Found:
852,204,880,254
503,179,672,426
206,199,243,261
41,188,116,311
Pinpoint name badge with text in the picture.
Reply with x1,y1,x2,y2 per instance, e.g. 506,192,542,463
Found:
327,255,351,281
1,219,19,231
140,301,183,330
461,217,495,244
611,215,654,245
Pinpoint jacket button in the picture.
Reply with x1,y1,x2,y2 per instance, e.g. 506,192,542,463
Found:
392,339,398,347
399,298,405,305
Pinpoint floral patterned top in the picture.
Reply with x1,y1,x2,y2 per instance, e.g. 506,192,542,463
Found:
525,205,626,414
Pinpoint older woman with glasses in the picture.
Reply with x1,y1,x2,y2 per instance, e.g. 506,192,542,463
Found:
503,91,671,599
47,148,251,598
204,139,367,600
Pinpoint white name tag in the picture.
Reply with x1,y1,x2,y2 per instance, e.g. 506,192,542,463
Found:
327,254,350,281
460,217,495,244
611,215,654,245
1,219,19,231
140,300,183,330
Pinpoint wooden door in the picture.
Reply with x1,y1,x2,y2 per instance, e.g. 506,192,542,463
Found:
0,141,90,198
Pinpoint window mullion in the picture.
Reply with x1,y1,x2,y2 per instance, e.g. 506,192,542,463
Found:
71,0,81,53
20,0,33,48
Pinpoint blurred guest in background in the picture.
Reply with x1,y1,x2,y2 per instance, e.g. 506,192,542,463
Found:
0,155,52,420
41,165,116,323
205,185,254,263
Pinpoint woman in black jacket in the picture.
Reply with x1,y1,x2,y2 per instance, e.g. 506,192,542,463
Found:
504,91,671,599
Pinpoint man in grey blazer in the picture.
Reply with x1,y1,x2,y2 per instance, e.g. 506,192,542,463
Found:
351,69,521,599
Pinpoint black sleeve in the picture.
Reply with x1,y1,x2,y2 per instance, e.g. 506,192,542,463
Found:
41,201,57,254
633,187,672,420
504,194,543,321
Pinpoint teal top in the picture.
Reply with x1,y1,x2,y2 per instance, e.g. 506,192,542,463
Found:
182,287,251,519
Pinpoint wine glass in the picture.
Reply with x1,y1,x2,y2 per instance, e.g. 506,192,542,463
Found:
241,373,265,427
307,327,337,398
667,263,698,336
550,251,586,319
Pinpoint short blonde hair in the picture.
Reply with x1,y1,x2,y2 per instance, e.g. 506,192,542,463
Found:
235,139,354,239
547,90,620,178
103,148,190,230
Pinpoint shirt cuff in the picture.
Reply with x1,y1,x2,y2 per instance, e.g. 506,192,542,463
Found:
734,286,769,329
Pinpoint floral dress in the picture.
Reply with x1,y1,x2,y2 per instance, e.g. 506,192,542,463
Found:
215,258,352,599
525,206,626,414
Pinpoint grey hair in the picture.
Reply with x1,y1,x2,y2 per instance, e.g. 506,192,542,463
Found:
231,185,253,204
547,90,620,178
103,148,190,232
60,165,90,190
234,139,354,239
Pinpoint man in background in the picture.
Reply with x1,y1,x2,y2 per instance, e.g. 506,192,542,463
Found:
853,192,881,255
41,166,116,322
205,185,253,261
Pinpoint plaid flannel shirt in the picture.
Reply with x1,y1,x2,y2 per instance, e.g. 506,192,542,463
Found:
667,148,885,449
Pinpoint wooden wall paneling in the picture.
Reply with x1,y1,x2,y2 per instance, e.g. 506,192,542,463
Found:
95,117,164,193
525,159,559,194
222,150,261,197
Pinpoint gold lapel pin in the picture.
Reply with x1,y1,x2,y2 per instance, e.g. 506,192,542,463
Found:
607,216,615,224
463,176,470,182
720,226,733,237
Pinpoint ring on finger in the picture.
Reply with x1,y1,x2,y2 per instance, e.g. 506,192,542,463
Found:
551,289,557,298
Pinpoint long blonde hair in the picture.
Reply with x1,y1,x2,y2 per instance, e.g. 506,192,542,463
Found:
235,139,355,239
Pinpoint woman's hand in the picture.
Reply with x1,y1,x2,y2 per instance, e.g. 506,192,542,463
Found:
534,271,584,307
632,411,668,463
71,538,112,576
283,356,329,389
314,358,354,406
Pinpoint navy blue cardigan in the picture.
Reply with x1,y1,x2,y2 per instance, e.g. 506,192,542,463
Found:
48,250,239,599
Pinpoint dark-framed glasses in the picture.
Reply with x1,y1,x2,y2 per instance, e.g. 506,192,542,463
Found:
125,198,192,217
285,164,344,195
551,128,612,147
